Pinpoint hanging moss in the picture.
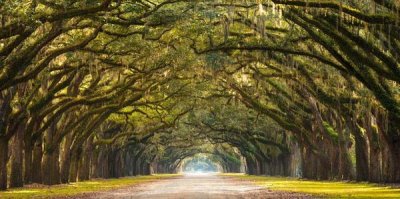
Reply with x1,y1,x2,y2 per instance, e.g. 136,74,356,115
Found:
322,121,339,144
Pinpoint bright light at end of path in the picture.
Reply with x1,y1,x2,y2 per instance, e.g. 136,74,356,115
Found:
182,171,220,176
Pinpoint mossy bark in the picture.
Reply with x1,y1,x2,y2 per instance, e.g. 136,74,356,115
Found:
0,137,8,190
42,148,61,185
60,134,73,183
69,148,82,182
353,130,369,181
23,133,34,184
42,120,61,185
32,139,43,183
364,111,381,182
9,125,24,188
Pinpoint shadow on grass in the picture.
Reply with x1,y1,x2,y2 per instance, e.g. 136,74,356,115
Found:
222,173,400,198
0,174,180,199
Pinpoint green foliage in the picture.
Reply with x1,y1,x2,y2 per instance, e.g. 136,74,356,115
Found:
1,0,400,190
323,122,339,144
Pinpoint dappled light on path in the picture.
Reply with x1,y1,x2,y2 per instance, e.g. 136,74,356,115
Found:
82,173,313,199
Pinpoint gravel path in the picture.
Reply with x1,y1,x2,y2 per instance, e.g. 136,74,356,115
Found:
75,173,316,199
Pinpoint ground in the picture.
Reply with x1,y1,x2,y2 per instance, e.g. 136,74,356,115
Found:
2,173,400,198
76,173,314,199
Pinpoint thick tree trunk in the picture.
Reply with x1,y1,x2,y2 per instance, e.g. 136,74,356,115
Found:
9,125,24,188
381,139,391,182
124,152,132,176
339,141,353,180
115,152,123,178
102,151,109,178
42,149,61,185
301,146,313,179
42,122,60,185
364,112,381,182
281,153,291,176
386,113,400,182
131,155,137,176
69,154,79,182
389,146,400,182
376,110,400,182
69,148,82,182
78,158,90,181
24,138,33,184
91,150,102,179
60,134,73,183
32,139,43,183
60,151,71,183
254,159,261,175
0,137,8,190
317,153,330,180
316,139,330,180
41,152,52,185
78,140,93,181
369,145,381,182
353,131,369,181
136,158,143,175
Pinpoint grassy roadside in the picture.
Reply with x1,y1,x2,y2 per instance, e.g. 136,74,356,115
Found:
221,173,400,198
0,174,180,199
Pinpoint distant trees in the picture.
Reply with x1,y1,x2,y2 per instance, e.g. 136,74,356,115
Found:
190,0,400,182
0,0,399,191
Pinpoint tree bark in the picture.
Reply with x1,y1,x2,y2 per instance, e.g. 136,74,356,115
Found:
69,148,82,182
78,139,93,181
69,153,79,182
353,129,369,181
364,111,381,182
32,139,43,183
42,149,61,185
42,121,61,185
386,113,400,182
24,137,33,184
60,133,73,183
9,124,24,188
337,119,354,180
376,110,400,182
0,137,8,190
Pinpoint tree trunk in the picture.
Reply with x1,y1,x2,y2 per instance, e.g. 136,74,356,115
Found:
376,110,400,182
9,125,24,188
42,121,61,185
0,137,8,190
102,151,109,178
32,139,43,183
78,139,93,181
60,134,73,183
388,145,400,182
108,150,117,178
60,151,71,183
69,154,79,182
69,148,82,182
24,137,33,184
91,149,102,179
386,113,400,182
353,131,369,181
364,111,381,182
42,149,61,185
345,116,368,181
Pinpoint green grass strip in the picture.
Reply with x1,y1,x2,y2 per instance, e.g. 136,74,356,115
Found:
221,173,400,198
0,174,180,199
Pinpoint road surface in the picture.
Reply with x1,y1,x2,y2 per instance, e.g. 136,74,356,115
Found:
77,173,315,199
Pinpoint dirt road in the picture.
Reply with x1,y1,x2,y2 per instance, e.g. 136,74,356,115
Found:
78,173,315,199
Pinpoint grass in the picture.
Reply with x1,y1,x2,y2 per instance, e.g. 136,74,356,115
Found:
0,174,180,199
221,173,400,198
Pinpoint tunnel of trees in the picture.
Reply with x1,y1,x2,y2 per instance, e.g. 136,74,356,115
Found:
0,0,400,190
